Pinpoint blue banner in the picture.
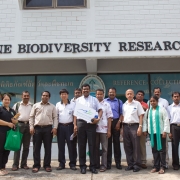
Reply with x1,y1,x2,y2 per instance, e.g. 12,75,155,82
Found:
0,76,35,107
99,74,149,102
150,73,180,104
36,75,85,105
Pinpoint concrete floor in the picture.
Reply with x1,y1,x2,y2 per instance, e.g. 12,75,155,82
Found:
1,159,180,180
3,142,180,179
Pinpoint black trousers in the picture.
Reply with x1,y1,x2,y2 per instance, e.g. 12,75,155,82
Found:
171,124,180,168
0,132,10,169
13,122,31,168
33,125,52,169
123,123,141,169
152,134,166,170
107,119,121,166
77,120,96,169
57,123,77,167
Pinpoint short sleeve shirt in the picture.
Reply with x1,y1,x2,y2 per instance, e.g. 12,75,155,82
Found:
56,101,75,123
168,103,180,124
96,100,113,133
74,95,102,119
123,100,145,123
0,106,16,133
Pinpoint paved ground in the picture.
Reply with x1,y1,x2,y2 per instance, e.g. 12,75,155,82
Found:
1,159,180,180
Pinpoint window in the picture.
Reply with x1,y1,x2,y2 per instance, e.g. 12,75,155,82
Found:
57,0,85,7
24,0,86,9
25,0,53,8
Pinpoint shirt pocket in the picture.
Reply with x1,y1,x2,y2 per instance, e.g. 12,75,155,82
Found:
68,110,73,115
46,110,52,116
130,106,138,115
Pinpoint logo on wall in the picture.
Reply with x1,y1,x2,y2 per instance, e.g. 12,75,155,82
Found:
79,75,106,97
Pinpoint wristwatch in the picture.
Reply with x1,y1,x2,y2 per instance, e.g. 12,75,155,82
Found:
139,125,142,127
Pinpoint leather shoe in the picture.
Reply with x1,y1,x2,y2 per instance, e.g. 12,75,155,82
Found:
116,164,122,170
133,168,140,172
81,168,86,174
173,166,179,170
90,168,98,174
56,166,65,170
70,166,77,170
107,165,111,169
141,164,147,169
125,166,133,171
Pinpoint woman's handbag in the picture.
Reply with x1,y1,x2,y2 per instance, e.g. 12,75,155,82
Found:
4,126,23,151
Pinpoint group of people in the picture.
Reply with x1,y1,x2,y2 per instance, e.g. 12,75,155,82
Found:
0,84,180,176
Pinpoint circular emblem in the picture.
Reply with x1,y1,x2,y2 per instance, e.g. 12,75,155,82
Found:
79,75,106,97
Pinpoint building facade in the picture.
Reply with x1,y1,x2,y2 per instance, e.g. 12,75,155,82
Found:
0,0,180,105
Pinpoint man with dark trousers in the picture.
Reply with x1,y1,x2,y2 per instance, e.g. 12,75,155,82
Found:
74,84,103,174
56,89,77,170
105,87,123,170
29,91,58,173
122,89,144,172
168,92,180,170
12,91,32,171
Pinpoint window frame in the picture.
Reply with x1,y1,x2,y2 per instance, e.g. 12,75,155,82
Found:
55,0,86,9
23,0,87,9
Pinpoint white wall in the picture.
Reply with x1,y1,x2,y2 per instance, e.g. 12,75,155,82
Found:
0,0,180,60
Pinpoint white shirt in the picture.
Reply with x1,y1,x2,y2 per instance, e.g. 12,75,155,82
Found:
13,101,32,122
143,106,170,134
70,98,76,103
123,100,145,123
167,103,180,124
74,95,102,119
56,101,75,123
96,100,113,133
148,97,169,110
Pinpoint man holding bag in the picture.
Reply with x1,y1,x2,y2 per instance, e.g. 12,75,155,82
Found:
12,91,33,171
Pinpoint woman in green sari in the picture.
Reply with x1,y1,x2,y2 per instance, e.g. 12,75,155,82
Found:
143,95,170,174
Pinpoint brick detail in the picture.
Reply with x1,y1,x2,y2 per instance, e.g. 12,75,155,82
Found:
0,0,16,41
22,11,87,40
95,0,180,38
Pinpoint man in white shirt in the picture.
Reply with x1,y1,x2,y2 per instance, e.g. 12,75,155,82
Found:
122,89,144,172
148,87,169,168
56,89,77,171
74,84,103,174
71,88,82,103
95,89,113,172
12,91,33,171
167,92,180,170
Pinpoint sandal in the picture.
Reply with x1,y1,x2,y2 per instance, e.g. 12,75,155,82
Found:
158,168,165,174
2,169,8,175
21,165,29,170
0,170,6,176
45,167,52,172
150,168,158,173
99,166,106,172
12,166,19,171
32,168,39,173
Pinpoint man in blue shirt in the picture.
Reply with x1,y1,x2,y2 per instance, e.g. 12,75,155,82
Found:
0,93,2,106
105,87,123,170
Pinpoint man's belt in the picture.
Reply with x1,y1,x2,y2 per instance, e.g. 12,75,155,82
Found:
113,118,119,121
18,121,29,124
171,123,180,127
59,122,73,126
35,125,52,128
123,123,139,126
